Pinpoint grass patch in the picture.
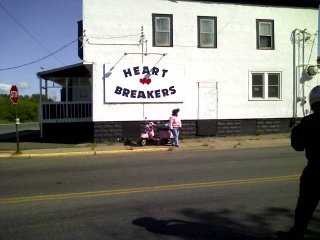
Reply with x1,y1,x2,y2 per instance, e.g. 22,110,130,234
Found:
105,141,115,146
0,120,13,124
89,142,96,151
11,151,22,155
248,137,260,140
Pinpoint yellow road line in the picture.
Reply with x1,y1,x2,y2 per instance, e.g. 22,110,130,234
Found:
0,147,170,159
0,174,300,205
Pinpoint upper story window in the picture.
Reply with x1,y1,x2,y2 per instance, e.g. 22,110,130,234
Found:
256,19,274,50
197,16,217,48
249,72,281,100
152,14,173,47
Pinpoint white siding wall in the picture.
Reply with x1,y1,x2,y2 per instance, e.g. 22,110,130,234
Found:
83,0,319,121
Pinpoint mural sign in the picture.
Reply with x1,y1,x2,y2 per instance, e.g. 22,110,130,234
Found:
103,64,184,103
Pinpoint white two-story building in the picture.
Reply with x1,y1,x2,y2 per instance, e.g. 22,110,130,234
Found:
37,0,320,142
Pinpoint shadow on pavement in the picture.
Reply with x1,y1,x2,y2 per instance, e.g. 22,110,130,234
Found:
133,217,268,240
0,130,87,144
0,130,41,142
0,130,85,151
132,207,320,239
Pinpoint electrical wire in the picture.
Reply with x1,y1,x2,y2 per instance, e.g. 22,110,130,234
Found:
87,39,140,46
0,2,64,65
0,39,78,71
291,29,317,47
86,33,140,39
84,33,141,46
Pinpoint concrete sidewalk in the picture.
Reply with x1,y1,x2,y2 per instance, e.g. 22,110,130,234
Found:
0,133,291,158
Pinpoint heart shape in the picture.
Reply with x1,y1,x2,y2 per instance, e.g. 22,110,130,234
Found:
140,78,152,85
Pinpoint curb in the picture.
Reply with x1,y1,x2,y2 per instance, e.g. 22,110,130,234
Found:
0,136,291,159
0,147,170,159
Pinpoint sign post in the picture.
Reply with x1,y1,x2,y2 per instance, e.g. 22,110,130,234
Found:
10,85,20,153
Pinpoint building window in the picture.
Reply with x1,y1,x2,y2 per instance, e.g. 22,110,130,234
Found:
197,16,217,48
250,72,281,100
256,19,274,50
152,14,173,47
252,74,264,98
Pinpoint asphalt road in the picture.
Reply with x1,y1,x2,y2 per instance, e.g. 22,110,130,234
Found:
0,122,39,135
0,147,319,240
0,122,78,150
0,122,41,145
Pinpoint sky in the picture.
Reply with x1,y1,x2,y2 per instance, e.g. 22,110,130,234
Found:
0,0,82,97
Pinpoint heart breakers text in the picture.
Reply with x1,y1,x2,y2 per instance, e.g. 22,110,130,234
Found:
114,86,176,98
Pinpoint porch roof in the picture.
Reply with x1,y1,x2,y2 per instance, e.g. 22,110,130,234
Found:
37,63,92,80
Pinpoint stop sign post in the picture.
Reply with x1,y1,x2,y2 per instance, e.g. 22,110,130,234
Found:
9,85,20,153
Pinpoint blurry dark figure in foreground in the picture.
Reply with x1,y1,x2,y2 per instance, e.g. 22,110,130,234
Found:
278,86,320,240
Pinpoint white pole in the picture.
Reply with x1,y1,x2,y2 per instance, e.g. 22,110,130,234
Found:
318,5,320,64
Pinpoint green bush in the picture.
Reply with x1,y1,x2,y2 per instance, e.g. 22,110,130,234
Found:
0,94,41,123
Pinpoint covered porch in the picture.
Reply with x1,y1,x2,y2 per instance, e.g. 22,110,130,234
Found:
37,63,93,141
37,63,93,123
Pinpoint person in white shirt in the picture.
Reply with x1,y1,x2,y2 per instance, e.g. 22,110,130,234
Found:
169,108,182,147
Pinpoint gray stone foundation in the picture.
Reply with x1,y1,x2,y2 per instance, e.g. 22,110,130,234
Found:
92,118,293,142
41,118,294,143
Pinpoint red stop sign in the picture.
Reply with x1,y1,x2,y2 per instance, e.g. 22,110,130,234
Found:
10,85,19,104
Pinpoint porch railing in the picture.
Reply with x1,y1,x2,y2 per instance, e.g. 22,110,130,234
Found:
41,102,92,123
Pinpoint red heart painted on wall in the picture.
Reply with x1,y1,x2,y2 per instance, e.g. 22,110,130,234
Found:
140,78,152,85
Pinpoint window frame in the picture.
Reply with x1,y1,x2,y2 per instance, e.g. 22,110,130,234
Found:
249,71,282,100
256,19,274,50
152,13,173,47
197,16,217,48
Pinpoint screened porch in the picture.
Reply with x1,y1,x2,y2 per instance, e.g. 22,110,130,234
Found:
37,63,93,123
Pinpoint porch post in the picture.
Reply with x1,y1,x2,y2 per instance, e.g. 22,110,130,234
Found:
66,77,69,118
38,76,43,138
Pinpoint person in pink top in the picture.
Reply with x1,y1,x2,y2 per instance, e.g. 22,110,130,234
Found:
169,108,182,147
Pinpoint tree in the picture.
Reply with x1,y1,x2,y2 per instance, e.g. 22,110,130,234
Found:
0,94,41,123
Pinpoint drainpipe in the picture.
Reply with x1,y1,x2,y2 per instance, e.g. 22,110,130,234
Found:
292,28,310,118
318,5,320,65
302,29,306,116
292,29,298,118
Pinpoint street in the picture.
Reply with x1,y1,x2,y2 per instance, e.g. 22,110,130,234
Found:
0,146,319,240
0,122,40,145
0,122,39,135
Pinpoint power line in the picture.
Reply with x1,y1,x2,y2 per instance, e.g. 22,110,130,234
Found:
86,33,140,39
0,2,64,64
0,39,78,71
